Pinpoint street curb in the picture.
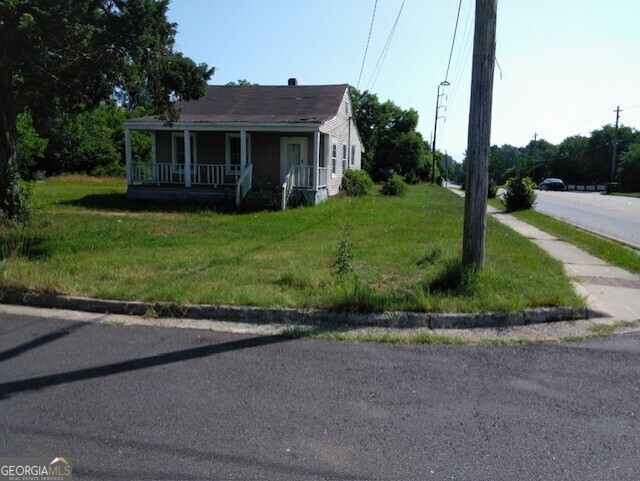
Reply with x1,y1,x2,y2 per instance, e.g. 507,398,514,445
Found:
0,290,588,330
554,221,640,252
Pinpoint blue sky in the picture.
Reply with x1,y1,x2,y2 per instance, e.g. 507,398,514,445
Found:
167,0,640,161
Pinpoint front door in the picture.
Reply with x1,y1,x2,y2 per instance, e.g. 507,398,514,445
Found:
281,137,309,185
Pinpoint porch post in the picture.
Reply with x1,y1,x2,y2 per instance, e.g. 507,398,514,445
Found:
124,126,132,185
240,130,247,172
151,132,157,184
184,129,191,187
313,130,320,191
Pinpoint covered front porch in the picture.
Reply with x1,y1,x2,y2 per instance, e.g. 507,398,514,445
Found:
123,125,329,209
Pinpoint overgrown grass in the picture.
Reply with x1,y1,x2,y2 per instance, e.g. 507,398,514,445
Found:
489,198,640,273
588,320,639,335
280,326,469,344
0,175,583,312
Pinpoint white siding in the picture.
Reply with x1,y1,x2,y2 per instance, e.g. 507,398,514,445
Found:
319,88,364,196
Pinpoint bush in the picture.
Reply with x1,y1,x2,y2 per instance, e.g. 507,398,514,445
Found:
487,179,498,199
380,173,408,197
403,171,421,185
16,109,48,179
503,176,537,212
341,169,373,196
1,168,34,225
91,161,126,177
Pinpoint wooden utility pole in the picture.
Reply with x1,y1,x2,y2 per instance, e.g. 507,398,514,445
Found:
611,106,622,181
462,0,497,269
432,81,449,182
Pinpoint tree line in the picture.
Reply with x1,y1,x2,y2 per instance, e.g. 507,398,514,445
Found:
451,125,640,191
350,87,441,183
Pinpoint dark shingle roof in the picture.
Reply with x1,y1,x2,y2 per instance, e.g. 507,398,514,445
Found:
131,84,349,124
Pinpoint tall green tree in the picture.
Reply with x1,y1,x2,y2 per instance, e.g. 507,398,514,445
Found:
16,108,48,178
0,0,213,220
551,135,588,183
617,143,640,191
349,88,382,173
585,125,637,182
525,138,557,182
226,79,257,86
486,144,521,183
488,147,504,182
41,102,151,176
350,87,434,182
375,130,429,183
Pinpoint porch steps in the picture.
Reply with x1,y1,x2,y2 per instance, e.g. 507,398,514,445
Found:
242,189,280,211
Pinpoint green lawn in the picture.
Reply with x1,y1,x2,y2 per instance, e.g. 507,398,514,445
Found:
488,198,640,274
0,176,583,313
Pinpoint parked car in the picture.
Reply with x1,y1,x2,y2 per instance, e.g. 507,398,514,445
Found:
539,178,565,191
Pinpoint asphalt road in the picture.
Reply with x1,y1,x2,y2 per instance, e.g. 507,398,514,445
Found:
534,190,640,248
1,312,639,480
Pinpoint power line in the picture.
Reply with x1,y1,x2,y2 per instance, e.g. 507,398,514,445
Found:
448,0,474,86
430,0,464,178
366,0,405,91
444,0,464,83
356,0,378,90
445,0,474,117
364,0,406,92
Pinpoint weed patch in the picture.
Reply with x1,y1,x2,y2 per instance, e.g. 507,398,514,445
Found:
589,320,639,335
425,260,478,295
334,224,355,280
416,245,443,267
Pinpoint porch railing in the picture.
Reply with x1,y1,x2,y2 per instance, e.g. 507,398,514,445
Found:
193,164,231,186
281,168,294,210
236,164,253,207
318,167,328,188
281,165,329,210
291,165,313,189
131,163,175,184
289,165,328,189
131,163,236,186
132,162,327,191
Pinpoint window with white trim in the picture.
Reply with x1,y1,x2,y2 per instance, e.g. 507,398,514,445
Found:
331,140,337,175
225,133,251,175
351,145,356,166
342,143,347,172
172,132,196,173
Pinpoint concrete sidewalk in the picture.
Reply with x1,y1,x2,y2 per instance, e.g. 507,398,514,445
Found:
450,188,640,321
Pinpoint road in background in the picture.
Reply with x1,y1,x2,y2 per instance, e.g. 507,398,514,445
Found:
1,313,639,480
534,191,640,248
